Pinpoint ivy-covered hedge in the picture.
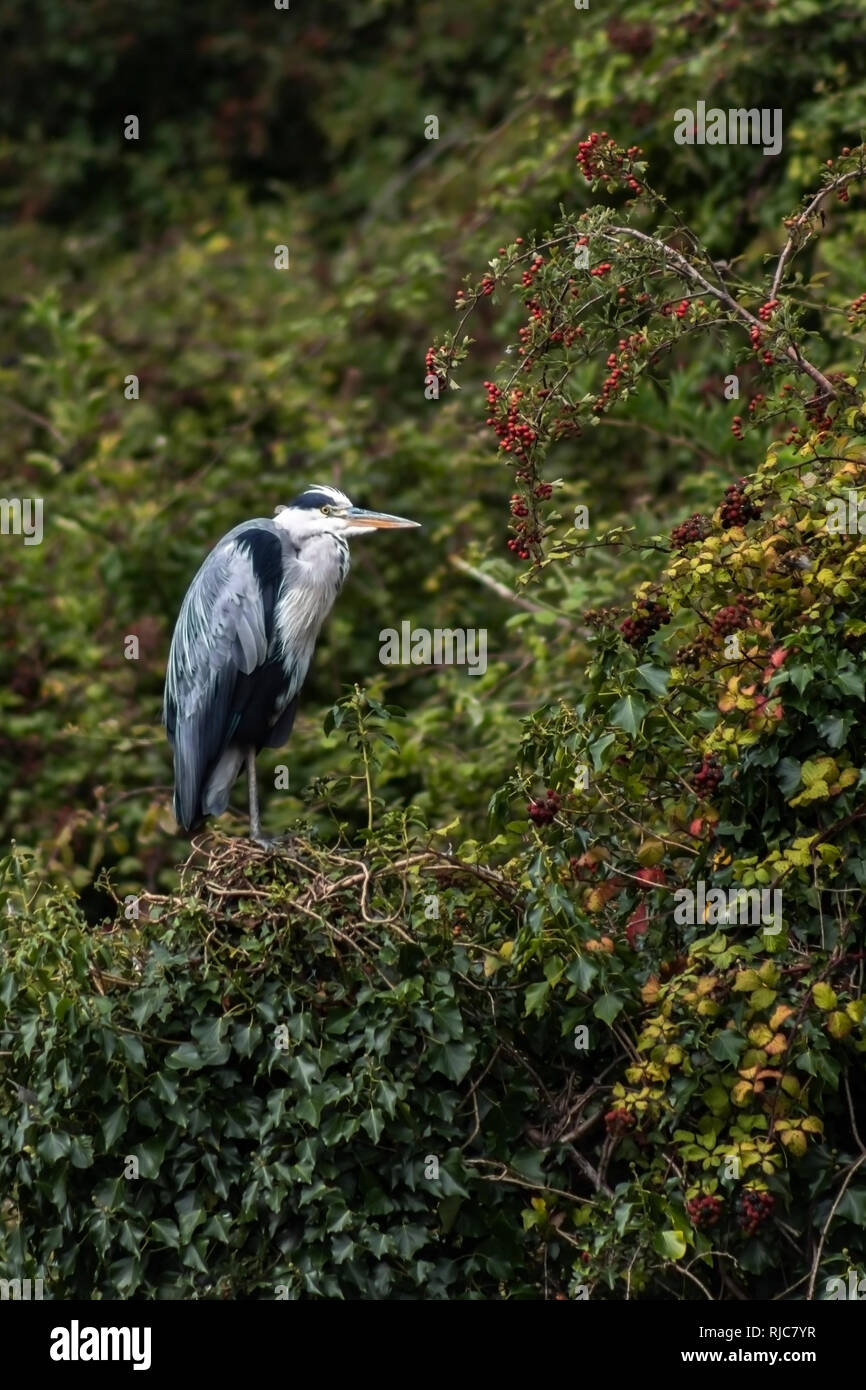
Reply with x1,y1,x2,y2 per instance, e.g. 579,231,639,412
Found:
1,838,583,1300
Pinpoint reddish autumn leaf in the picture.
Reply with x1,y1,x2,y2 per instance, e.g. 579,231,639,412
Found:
634,866,666,888
626,903,648,947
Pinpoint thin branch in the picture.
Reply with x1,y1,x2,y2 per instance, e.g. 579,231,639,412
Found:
449,554,579,629
605,225,838,400
806,1153,866,1300
770,165,866,299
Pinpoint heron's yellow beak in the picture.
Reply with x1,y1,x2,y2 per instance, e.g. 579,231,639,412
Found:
344,508,420,529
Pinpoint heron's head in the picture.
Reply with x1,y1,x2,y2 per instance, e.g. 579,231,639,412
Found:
274,485,420,541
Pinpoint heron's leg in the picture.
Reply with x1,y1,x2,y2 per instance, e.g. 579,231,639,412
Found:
246,750,272,847
246,749,293,850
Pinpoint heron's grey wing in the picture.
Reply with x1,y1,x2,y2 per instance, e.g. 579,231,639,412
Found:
164,523,280,828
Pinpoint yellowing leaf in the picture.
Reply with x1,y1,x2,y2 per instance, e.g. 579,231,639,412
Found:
749,988,777,1010
812,982,837,1010
779,1129,807,1157
733,970,761,992
826,1011,852,1039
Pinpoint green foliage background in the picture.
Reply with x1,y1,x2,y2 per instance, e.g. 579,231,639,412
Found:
2,0,866,1300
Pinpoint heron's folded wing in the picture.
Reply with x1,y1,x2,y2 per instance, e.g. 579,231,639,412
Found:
164,527,281,826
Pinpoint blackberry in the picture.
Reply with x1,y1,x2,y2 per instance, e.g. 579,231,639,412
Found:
620,600,671,646
677,632,716,668
720,478,762,528
604,1107,636,1138
737,1188,774,1236
686,1193,723,1230
711,594,753,636
693,756,723,795
527,790,560,826
671,513,712,548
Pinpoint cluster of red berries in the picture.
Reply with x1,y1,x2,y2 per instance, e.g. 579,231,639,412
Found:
507,535,538,560
521,255,544,289
731,415,745,441
747,392,765,418
620,600,670,646
594,361,625,412
692,756,723,796
546,325,581,348
661,298,691,320
805,396,834,436
535,482,553,499
749,324,774,365
551,404,583,441
576,133,643,193
479,273,495,296
758,299,779,323
670,513,711,548
737,1189,774,1236
576,130,608,181
590,261,612,278
424,346,445,391
686,1193,724,1230
592,333,644,414
827,153,853,201
711,593,753,636
604,1107,637,1137
720,479,762,528
483,382,537,460
527,790,561,825
847,292,866,324
510,494,529,518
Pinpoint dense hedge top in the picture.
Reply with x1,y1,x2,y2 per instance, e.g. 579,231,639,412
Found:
1,837,560,1300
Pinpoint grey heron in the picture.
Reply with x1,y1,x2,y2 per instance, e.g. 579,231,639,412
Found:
163,484,419,844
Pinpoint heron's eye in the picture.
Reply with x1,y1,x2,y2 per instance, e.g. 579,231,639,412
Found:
320,505,333,516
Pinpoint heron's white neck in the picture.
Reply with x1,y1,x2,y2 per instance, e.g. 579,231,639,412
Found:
272,532,350,686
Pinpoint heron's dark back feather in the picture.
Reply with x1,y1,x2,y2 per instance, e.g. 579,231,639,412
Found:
164,516,348,830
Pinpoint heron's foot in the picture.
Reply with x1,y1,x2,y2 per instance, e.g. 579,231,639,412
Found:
250,832,296,851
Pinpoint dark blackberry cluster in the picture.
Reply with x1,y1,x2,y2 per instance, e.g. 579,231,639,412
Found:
527,790,560,825
720,479,762,528
686,1193,723,1230
670,513,712,549
583,605,622,630
620,600,670,646
737,1189,774,1236
711,594,753,636
604,1107,636,1137
693,757,723,795
676,632,716,669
